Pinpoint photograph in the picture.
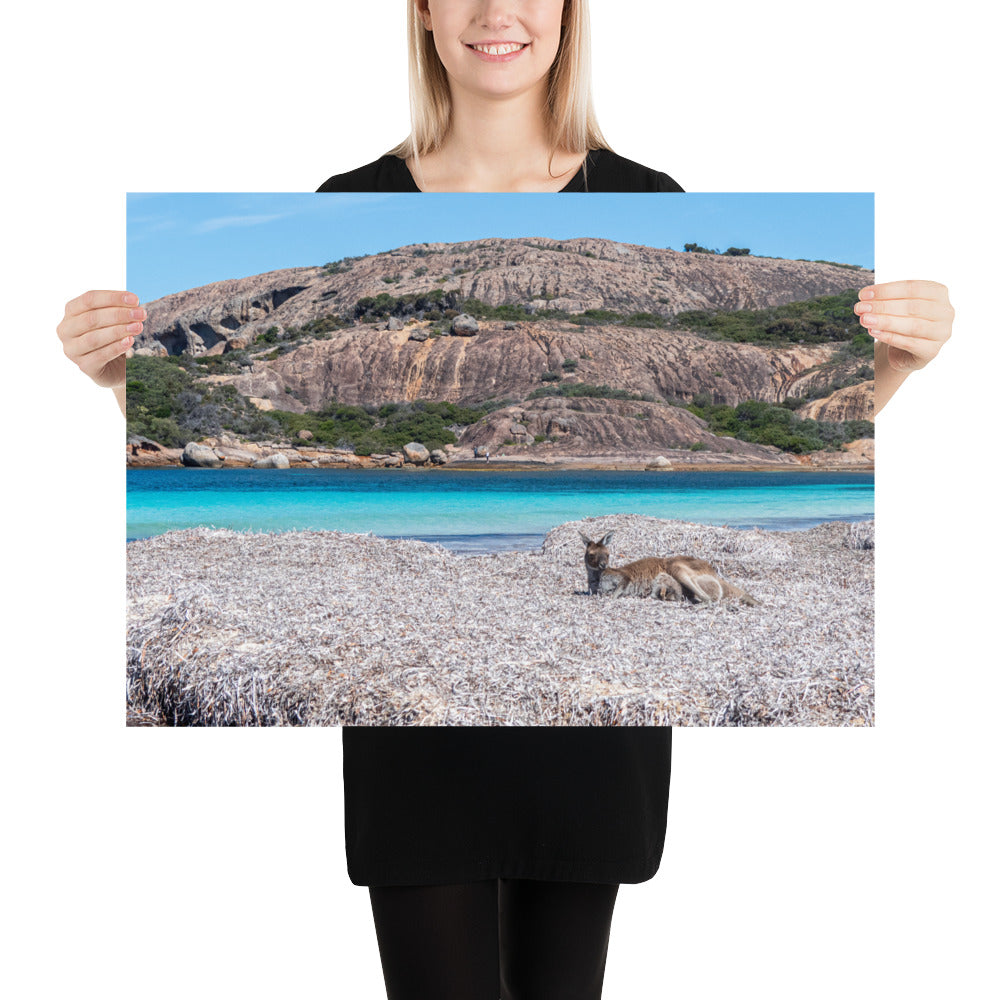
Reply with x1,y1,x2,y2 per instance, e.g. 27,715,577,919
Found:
125,192,875,727
8,0,993,998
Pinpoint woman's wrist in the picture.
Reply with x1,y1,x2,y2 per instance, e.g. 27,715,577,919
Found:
873,340,910,416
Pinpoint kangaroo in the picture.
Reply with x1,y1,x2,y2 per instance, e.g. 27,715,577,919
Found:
580,531,759,606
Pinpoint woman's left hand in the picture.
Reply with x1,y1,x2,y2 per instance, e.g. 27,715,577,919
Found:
854,280,954,372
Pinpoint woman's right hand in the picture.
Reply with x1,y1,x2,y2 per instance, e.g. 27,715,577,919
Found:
57,290,146,389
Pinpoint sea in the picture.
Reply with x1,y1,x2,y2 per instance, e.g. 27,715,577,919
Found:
126,468,874,554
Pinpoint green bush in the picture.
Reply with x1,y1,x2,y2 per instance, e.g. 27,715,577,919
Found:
528,382,650,402
265,398,488,454
124,354,283,446
685,395,871,454
673,290,866,347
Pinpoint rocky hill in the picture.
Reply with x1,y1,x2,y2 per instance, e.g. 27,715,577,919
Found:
134,237,872,356
127,238,875,467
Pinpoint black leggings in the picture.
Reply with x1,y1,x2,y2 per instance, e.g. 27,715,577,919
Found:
369,879,620,1000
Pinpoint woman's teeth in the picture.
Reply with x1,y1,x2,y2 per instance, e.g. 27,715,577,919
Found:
470,43,527,55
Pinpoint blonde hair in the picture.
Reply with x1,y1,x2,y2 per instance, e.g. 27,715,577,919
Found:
387,0,611,176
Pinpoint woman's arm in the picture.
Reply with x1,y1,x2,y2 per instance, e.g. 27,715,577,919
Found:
856,280,954,416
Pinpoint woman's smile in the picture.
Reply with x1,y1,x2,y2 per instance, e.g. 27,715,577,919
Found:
465,40,530,61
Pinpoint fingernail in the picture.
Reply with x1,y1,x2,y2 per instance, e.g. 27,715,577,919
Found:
121,335,133,346
856,303,872,313
126,322,142,333
860,288,874,300
123,293,139,306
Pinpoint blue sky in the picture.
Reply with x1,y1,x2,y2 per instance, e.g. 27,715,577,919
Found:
127,192,873,304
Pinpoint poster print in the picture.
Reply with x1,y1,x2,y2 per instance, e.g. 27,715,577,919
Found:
126,193,874,727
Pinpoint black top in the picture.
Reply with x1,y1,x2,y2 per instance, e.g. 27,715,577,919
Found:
317,147,684,194
320,149,682,887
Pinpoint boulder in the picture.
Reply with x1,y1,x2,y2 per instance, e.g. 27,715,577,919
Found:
509,423,530,438
224,337,249,352
381,454,402,468
403,441,430,465
214,446,261,464
503,322,519,330
127,435,166,456
451,313,479,336
253,453,290,469
408,328,429,342
297,429,314,441
182,442,223,468
645,455,673,471
387,315,404,331
430,449,448,465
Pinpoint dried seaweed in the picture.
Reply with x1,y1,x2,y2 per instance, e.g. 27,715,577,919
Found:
126,516,874,727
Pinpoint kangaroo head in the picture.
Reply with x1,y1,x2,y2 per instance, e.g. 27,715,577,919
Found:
580,531,614,572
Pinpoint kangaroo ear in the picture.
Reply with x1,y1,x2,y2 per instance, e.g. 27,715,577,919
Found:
579,531,593,546
600,531,614,546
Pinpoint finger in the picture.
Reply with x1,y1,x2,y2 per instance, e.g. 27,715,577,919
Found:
62,317,144,360
854,297,953,322
867,327,937,358
857,279,948,302
59,304,146,348
857,313,946,341
63,289,140,318
61,317,144,359
78,334,135,378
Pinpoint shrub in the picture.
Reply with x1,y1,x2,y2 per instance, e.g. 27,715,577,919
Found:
673,290,866,347
684,396,870,454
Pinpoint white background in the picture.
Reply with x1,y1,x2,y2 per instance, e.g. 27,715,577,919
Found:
4,1,997,997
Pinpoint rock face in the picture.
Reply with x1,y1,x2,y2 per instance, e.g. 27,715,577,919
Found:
217,319,845,415
461,396,800,464
134,237,872,359
797,382,874,423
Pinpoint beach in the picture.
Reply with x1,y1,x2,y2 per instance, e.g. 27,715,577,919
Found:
126,514,874,727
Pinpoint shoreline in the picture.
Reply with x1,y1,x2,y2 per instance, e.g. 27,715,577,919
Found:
127,458,874,473
126,512,876,551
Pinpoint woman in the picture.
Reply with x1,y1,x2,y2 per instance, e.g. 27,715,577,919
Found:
58,3,953,997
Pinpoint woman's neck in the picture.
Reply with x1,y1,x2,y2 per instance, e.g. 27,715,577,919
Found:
407,83,586,192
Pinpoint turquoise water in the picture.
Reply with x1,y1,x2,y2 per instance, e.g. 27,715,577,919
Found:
127,468,874,553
